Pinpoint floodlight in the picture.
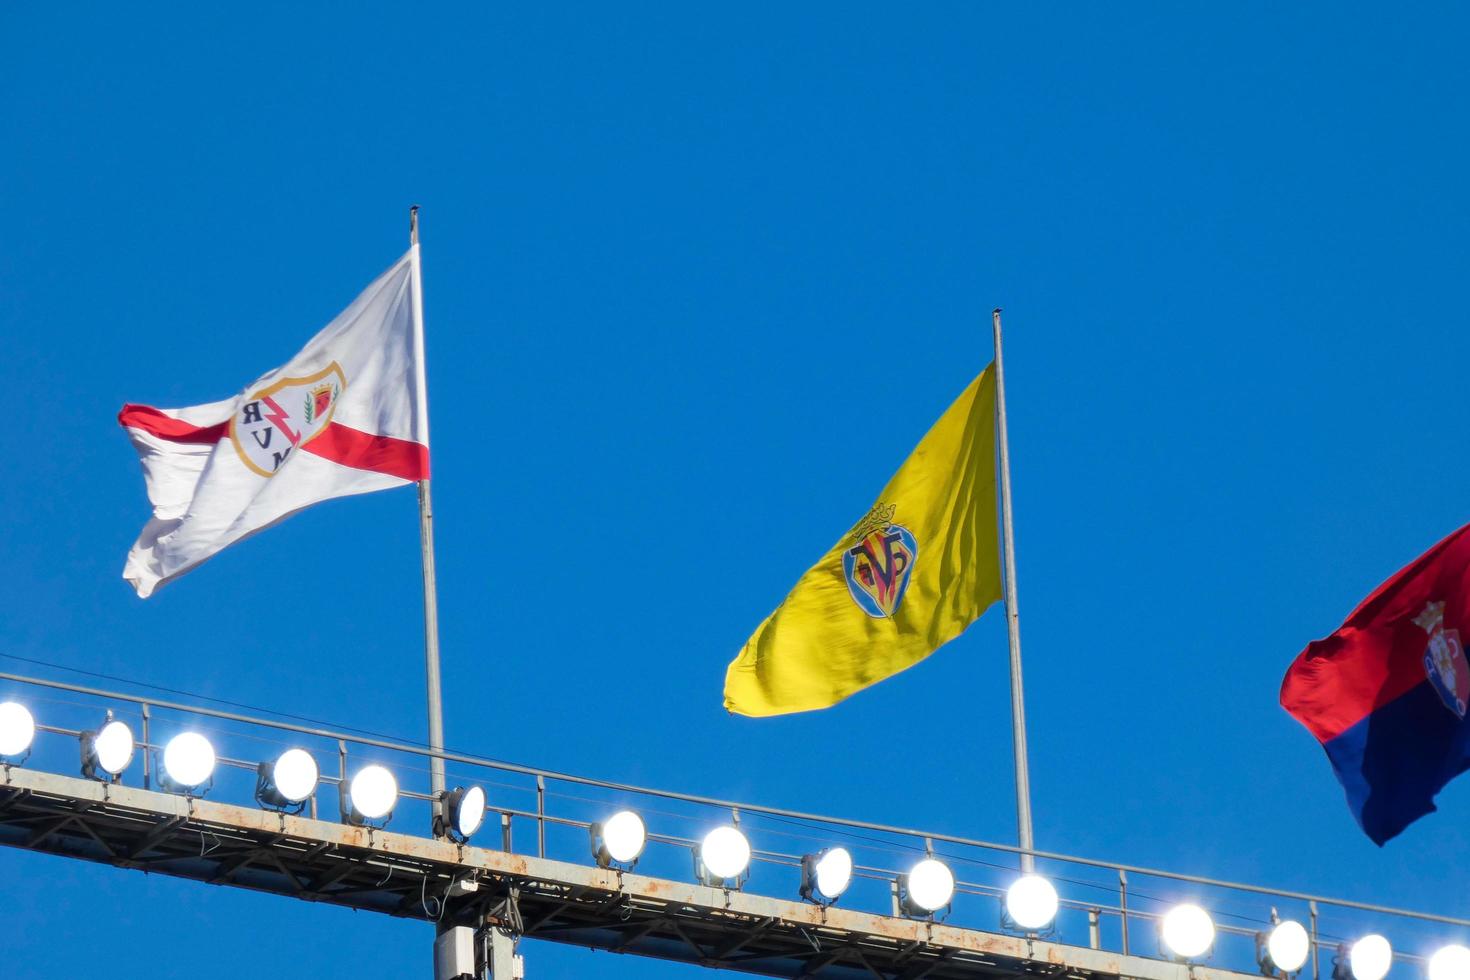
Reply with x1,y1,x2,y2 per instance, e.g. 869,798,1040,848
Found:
800,847,853,905
697,826,751,886
346,764,397,824
438,785,486,842
1161,904,1215,959
591,810,646,868
1347,935,1392,980
159,732,216,793
0,702,35,760
256,748,319,810
1429,944,1470,980
1005,873,1059,931
80,717,134,780
900,858,955,915
1259,920,1311,975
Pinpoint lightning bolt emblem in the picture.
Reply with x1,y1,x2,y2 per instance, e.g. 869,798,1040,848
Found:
260,395,301,446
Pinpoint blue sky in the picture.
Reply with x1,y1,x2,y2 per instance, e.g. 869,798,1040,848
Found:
2,3,1469,977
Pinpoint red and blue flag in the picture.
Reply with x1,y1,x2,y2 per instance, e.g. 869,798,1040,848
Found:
1282,522,1470,844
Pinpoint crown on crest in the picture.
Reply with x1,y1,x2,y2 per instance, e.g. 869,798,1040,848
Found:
849,503,897,543
1413,601,1446,634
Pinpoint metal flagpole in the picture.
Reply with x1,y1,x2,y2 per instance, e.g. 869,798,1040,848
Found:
409,206,448,834
991,308,1035,874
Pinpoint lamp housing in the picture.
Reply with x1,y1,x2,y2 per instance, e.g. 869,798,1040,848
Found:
156,732,216,795
80,715,134,781
696,826,751,888
800,847,853,905
899,858,955,916
1004,873,1059,932
1337,935,1391,980
1429,944,1470,980
436,785,486,842
1161,903,1216,960
344,764,398,826
591,810,646,868
0,701,36,762
255,748,319,811
1258,920,1311,976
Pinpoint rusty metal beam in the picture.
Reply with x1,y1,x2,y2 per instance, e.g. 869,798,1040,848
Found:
0,767,1274,980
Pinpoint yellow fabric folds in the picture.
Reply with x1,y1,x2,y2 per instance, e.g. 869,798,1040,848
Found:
724,367,1003,716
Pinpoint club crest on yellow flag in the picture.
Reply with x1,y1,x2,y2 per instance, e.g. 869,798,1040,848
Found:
724,367,1003,716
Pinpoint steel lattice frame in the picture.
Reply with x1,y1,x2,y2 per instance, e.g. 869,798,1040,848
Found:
0,766,1264,980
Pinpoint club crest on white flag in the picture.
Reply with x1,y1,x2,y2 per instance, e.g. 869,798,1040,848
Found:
119,247,430,597
229,363,346,477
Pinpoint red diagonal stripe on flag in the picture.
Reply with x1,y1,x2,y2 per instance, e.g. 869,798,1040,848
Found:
301,422,429,481
119,405,428,481
117,404,228,444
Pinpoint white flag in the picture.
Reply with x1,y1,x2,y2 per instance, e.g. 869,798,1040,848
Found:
119,248,430,597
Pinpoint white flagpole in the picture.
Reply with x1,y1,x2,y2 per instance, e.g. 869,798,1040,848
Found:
992,308,1035,873
409,205,448,833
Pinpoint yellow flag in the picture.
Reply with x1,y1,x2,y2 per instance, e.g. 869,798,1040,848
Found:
723,367,1003,716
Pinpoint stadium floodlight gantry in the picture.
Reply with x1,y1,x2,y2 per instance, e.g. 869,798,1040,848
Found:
0,670,1467,980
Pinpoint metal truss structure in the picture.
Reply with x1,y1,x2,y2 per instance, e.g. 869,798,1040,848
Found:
3,670,1466,979
0,764,1254,980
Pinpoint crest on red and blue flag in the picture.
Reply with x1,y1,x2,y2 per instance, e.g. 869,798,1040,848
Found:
1282,521,1470,844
